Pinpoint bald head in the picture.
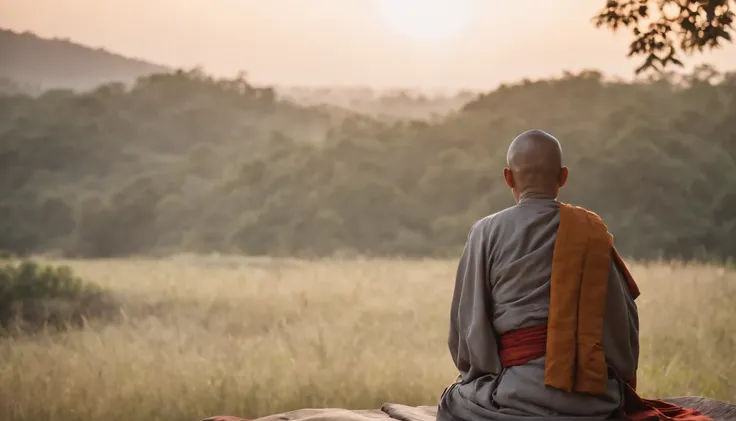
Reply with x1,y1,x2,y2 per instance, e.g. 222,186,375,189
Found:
504,130,566,199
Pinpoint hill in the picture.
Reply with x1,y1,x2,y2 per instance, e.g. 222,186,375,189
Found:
1,66,735,261
0,28,171,92
0,28,475,118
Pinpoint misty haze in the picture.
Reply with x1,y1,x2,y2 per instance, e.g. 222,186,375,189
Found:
1,2,736,421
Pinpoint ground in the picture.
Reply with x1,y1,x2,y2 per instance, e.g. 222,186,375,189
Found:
1,256,734,421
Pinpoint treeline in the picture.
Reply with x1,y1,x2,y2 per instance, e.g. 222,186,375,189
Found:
280,86,477,121
1,66,735,261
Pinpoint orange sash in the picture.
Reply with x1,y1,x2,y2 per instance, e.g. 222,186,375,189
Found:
544,203,614,394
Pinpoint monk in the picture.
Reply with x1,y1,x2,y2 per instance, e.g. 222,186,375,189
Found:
436,130,711,421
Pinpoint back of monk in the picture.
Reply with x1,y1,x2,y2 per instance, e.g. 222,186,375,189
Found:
436,194,712,421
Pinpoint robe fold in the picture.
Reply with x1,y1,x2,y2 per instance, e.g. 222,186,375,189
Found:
437,194,710,421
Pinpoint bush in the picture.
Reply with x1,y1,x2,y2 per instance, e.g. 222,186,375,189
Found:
0,260,119,334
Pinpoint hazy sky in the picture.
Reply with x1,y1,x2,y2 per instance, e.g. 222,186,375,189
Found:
3,0,736,89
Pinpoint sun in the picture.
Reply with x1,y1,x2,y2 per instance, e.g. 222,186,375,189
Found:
378,0,469,41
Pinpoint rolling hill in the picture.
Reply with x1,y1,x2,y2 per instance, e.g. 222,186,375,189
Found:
0,28,473,118
0,28,171,93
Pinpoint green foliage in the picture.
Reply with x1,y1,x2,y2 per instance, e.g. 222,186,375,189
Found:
1,66,735,261
0,260,117,333
594,0,735,73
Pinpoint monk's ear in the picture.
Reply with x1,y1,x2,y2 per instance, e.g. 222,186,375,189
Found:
503,168,515,188
558,166,569,188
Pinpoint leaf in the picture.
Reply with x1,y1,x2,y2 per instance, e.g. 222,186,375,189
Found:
716,27,733,41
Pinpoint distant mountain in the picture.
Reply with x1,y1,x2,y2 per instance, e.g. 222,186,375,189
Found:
0,28,171,93
0,28,471,118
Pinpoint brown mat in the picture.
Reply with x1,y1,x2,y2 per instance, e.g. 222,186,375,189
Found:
202,397,736,421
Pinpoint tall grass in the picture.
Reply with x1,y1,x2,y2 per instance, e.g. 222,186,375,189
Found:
0,256,733,421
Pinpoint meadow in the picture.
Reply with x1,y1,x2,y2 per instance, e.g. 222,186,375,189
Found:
0,256,734,421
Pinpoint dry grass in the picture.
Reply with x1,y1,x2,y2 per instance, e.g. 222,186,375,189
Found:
0,256,734,421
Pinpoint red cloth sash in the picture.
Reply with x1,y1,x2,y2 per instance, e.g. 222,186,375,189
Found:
499,325,713,421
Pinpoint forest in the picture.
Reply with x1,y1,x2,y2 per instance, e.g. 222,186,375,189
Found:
1,65,735,261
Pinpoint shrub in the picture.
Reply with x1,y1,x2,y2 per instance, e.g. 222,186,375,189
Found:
0,260,119,334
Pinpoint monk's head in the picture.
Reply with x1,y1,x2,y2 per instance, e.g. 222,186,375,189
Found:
503,129,568,203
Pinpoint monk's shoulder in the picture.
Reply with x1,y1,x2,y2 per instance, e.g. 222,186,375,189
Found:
560,202,608,226
466,206,517,240
476,206,517,227
559,203,615,243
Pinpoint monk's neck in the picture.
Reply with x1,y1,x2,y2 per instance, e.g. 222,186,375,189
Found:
517,192,558,204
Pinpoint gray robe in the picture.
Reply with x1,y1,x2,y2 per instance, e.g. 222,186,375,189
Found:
437,194,639,421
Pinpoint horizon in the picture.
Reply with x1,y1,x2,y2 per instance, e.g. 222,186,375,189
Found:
3,0,736,91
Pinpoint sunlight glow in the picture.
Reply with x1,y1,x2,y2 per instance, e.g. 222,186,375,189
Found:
378,0,469,41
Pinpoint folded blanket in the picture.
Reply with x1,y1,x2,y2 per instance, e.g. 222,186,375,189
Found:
201,404,434,421
202,397,736,421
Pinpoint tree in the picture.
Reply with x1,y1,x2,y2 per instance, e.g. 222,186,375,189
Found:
594,0,735,73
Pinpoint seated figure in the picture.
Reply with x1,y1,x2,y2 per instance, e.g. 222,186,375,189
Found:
437,130,712,421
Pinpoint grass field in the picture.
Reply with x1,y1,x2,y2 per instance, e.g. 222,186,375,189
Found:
1,256,734,421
